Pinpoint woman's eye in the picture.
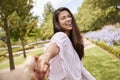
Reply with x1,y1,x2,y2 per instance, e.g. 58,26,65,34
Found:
68,15,71,18
61,17,65,20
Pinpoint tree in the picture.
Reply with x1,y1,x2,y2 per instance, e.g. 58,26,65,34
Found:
0,0,35,70
77,0,120,32
42,2,54,22
39,2,54,40
15,0,36,58
92,0,120,24
0,0,17,70
9,13,38,58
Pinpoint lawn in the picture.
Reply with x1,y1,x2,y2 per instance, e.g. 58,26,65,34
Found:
0,46,120,80
0,48,43,69
83,47,120,80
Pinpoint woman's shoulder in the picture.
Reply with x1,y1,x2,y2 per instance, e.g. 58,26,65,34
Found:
52,32,68,39
50,32,70,44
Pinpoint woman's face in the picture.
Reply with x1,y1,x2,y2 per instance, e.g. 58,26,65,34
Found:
58,10,72,31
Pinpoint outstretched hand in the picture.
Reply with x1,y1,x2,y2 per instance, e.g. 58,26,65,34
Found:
22,55,39,80
23,55,50,80
0,55,50,80
34,55,50,80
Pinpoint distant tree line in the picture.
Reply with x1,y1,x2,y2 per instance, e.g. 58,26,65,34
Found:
76,0,120,32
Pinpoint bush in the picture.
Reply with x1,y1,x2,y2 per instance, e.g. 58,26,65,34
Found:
92,40,120,59
0,40,6,47
0,45,34,62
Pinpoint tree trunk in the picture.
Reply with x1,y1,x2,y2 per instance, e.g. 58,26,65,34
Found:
21,38,26,58
4,15,15,70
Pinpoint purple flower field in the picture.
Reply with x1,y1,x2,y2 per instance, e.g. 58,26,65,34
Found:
84,26,120,46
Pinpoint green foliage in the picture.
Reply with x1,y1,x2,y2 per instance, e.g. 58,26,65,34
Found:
0,40,6,47
0,0,37,69
39,2,54,40
0,0,21,70
40,13,53,40
0,45,34,62
92,40,120,59
0,50,8,62
42,1,54,21
77,0,120,32
0,30,6,45
0,0,17,16
9,9,38,42
8,0,38,58
15,0,33,17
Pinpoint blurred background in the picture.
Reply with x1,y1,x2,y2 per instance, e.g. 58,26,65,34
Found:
0,0,120,80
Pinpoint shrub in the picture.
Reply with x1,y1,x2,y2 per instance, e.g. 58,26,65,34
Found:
92,40,120,59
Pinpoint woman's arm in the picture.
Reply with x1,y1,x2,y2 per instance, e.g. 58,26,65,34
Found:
39,43,59,70
40,43,59,62
36,43,59,79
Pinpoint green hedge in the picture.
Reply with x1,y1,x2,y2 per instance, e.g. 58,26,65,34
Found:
0,46,34,62
91,40,120,59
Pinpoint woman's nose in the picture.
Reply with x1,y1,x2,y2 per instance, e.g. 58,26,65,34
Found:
66,17,71,21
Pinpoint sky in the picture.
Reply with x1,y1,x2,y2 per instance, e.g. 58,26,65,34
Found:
32,0,83,19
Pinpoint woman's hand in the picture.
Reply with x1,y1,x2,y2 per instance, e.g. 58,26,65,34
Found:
34,43,59,80
35,55,50,80
24,55,50,80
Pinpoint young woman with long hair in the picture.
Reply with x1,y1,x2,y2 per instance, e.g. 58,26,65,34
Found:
37,7,96,80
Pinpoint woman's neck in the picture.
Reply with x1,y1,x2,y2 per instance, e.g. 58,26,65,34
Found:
65,31,70,37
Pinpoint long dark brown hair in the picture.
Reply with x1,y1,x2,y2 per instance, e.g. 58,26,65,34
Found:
53,7,84,60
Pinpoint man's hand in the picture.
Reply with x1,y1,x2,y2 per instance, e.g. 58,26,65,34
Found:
0,56,38,80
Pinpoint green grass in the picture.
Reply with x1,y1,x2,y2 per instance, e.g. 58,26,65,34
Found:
83,47,120,80
0,49,43,69
0,46,120,80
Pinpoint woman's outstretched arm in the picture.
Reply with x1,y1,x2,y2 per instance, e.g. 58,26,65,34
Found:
37,43,59,80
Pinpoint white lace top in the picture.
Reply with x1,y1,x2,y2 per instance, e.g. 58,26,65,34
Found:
44,32,96,80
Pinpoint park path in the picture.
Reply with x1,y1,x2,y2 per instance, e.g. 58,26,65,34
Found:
83,38,96,49
0,38,96,72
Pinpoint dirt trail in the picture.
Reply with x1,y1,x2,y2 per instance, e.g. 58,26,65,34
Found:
83,38,96,49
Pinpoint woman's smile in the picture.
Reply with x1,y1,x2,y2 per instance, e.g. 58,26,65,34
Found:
58,10,73,31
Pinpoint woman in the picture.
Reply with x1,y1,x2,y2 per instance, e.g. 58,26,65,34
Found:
37,7,96,80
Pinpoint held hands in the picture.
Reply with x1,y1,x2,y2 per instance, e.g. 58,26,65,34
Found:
35,55,50,80
34,55,50,80
20,55,49,80
24,43,57,80
0,55,49,80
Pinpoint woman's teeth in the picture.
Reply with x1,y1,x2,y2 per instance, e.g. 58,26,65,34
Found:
66,22,72,26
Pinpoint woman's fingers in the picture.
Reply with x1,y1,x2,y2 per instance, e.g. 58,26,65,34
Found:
35,57,50,80
43,64,49,71
39,60,49,72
